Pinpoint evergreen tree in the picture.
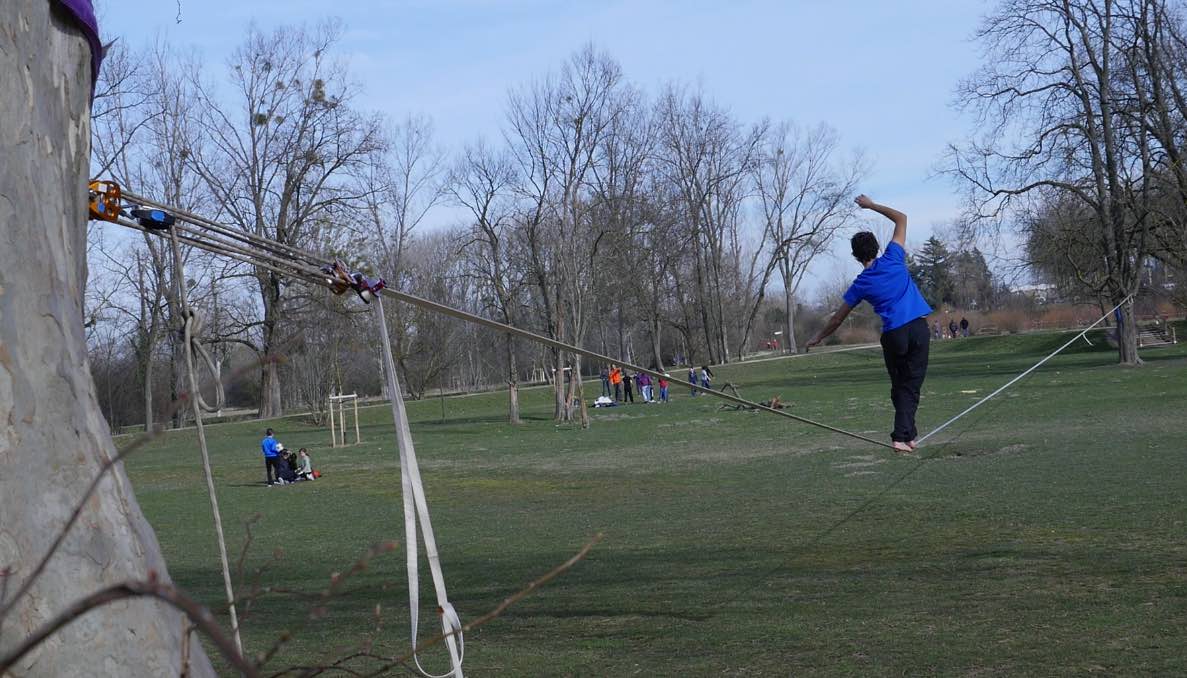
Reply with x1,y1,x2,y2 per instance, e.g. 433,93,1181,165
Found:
950,248,995,309
911,236,954,307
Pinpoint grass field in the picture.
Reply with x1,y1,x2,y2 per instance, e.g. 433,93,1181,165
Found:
121,327,1187,676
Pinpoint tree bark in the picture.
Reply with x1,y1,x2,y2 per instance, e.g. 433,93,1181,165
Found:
784,289,798,354
0,3,215,675
782,265,799,354
1117,297,1142,365
258,273,283,418
505,335,520,425
649,314,664,371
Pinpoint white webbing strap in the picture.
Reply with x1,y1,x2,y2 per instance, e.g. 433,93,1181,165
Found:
374,297,464,678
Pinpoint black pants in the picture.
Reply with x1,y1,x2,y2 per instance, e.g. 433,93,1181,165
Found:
265,457,279,484
880,317,930,442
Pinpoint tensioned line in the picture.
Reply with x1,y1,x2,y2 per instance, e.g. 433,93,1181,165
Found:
114,188,896,451
114,188,1134,454
917,296,1132,445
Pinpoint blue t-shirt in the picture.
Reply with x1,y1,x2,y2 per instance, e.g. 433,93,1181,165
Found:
261,435,279,458
843,242,932,332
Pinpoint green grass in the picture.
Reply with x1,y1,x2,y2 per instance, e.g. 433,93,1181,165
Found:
122,328,1187,676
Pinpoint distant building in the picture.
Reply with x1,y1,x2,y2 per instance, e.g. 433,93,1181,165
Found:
1013,283,1058,304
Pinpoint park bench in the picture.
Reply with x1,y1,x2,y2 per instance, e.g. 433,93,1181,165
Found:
1137,323,1177,348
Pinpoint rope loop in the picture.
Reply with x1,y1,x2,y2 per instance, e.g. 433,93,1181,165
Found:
182,309,225,414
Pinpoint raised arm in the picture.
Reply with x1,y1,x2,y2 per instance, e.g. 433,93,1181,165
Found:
805,302,853,350
855,194,907,247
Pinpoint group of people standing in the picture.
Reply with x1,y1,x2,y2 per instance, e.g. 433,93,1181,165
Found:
688,365,713,396
260,428,317,486
933,316,971,340
601,366,671,403
594,362,717,404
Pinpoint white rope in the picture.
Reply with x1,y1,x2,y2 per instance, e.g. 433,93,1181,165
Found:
182,309,224,413
167,227,243,654
917,296,1132,445
373,296,464,678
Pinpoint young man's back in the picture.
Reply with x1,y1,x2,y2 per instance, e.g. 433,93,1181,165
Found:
808,195,931,452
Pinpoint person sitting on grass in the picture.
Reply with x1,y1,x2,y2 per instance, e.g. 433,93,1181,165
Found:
274,443,298,484
296,448,315,481
806,194,932,453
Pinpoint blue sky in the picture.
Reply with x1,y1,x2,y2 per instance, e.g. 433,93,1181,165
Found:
94,0,992,295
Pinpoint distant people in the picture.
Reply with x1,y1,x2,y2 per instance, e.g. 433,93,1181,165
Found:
659,374,670,403
949,319,959,339
960,316,970,337
296,448,315,481
933,320,942,340
688,366,698,396
610,365,623,401
274,443,297,484
700,365,714,391
623,371,635,403
806,194,932,453
639,372,653,402
261,427,280,486
599,366,611,397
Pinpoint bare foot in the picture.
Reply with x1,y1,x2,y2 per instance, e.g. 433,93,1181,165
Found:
892,441,914,454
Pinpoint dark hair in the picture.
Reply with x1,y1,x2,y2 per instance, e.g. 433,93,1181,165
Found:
851,231,879,263
266,428,274,436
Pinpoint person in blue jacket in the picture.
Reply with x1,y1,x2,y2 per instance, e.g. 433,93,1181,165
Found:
807,195,932,453
261,427,280,485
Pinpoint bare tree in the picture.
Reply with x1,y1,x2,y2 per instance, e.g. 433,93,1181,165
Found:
752,121,864,353
656,85,765,363
506,44,625,424
949,0,1176,364
189,21,384,416
358,114,446,394
92,42,215,429
399,229,475,398
450,140,526,422
588,86,671,369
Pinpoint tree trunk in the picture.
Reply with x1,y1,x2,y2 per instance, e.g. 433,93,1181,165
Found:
169,334,184,429
649,315,664,371
552,303,566,421
258,273,283,419
783,278,799,354
143,351,155,431
567,355,590,429
505,335,520,425
0,4,215,675
1117,298,1142,366
136,256,157,432
552,348,565,422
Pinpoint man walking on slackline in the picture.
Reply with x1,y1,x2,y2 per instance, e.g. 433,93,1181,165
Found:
806,195,932,453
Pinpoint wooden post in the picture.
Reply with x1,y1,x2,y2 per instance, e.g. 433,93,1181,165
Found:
329,395,337,447
353,395,361,444
338,397,346,446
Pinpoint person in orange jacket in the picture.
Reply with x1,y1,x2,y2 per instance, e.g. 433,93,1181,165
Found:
609,365,623,401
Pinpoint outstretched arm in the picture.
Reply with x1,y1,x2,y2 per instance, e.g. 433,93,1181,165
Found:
855,194,907,247
805,302,853,350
